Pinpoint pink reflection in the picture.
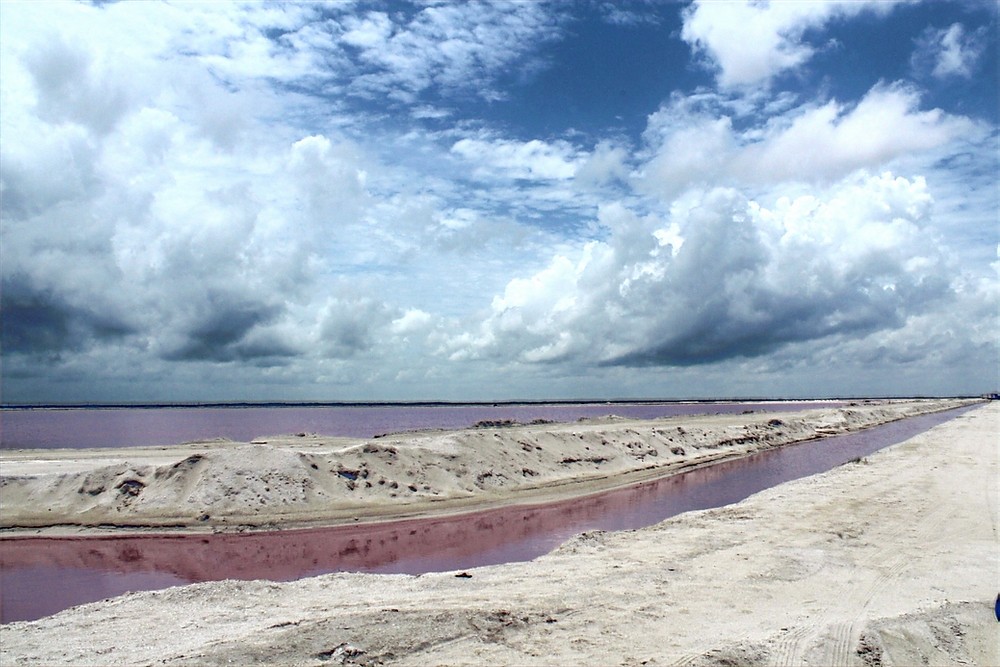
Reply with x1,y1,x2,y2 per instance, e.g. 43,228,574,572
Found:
0,478,680,581
0,462,739,623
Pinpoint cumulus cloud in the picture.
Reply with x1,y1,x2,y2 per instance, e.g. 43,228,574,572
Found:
681,0,902,88
912,23,989,79
1,0,568,400
0,1,400,379
0,1,995,402
391,309,433,335
448,172,954,369
640,83,975,196
22,36,135,136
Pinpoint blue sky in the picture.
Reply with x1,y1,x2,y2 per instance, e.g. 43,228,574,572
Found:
1,0,997,403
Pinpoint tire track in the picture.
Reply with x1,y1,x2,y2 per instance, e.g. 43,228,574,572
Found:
767,466,954,665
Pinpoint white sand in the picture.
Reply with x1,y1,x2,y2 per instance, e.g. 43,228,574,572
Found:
0,399,972,534
0,400,996,666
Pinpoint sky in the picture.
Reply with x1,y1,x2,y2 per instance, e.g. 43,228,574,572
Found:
0,0,997,404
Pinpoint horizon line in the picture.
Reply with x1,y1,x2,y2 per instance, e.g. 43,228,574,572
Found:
1,395,990,410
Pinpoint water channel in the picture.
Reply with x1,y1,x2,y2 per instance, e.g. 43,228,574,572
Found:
0,404,980,623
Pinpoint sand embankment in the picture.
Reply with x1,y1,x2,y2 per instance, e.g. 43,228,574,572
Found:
0,399,972,534
0,402,995,665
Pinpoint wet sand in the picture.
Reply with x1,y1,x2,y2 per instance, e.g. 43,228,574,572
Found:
0,400,996,665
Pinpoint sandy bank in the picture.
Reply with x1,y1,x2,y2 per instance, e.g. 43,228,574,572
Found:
0,399,972,535
1,402,995,665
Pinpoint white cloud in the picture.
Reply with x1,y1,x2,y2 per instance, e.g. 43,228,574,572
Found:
448,171,965,370
735,84,973,181
450,136,585,180
574,141,631,187
0,0,580,399
913,23,988,79
342,11,395,50
22,36,137,136
0,1,409,374
340,1,562,102
681,0,903,88
597,3,662,27
640,83,976,196
391,309,433,335
0,1,994,402
411,105,452,120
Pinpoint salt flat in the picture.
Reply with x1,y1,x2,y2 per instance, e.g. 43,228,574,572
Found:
1,400,996,666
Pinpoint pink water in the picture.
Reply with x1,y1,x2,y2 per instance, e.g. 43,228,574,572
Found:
0,405,979,623
0,402,843,449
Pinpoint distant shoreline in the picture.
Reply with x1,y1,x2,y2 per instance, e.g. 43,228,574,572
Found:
2,400,859,450
0,395,980,410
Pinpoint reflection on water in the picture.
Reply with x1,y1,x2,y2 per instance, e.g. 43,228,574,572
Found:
0,405,979,623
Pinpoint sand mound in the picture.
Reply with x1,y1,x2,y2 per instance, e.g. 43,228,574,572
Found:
2,446,329,527
0,399,974,532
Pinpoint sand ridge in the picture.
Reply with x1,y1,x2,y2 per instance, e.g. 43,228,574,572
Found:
0,399,975,534
0,402,995,665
